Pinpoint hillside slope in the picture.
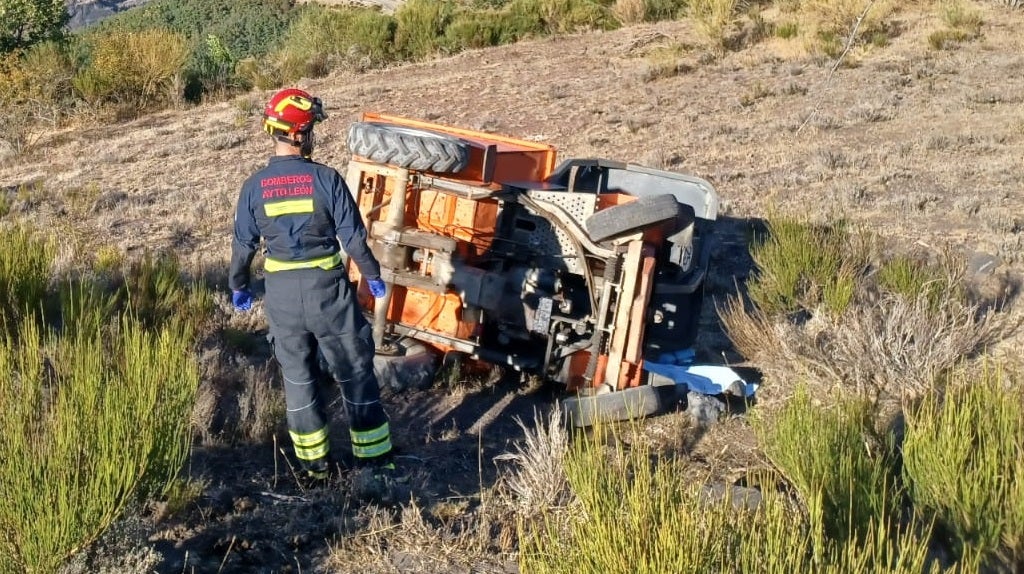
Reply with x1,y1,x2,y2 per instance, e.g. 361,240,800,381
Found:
3,6,1024,571
7,7,1024,274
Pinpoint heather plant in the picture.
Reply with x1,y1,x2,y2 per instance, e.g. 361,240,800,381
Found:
396,0,457,60
756,388,897,545
0,226,207,573
0,224,54,328
689,0,740,50
517,408,957,573
0,41,75,150
272,5,396,80
745,216,868,317
902,367,1024,568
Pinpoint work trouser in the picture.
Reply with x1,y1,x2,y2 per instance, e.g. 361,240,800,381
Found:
264,267,392,470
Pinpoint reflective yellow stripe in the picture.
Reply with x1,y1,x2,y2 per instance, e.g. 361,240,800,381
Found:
275,95,312,113
265,252,343,273
264,118,292,133
351,423,390,445
289,427,329,447
295,442,330,461
352,439,392,459
264,199,314,217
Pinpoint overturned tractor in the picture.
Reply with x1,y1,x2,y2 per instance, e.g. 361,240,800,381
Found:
344,113,741,425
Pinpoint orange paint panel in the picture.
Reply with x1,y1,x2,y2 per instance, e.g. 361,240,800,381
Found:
391,288,475,340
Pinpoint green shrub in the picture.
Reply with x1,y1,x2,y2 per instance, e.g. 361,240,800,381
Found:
0,41,76,150
747,217,867,317
0,224,53,329
0,314,200,573
443,9,508,49
396,0,458,60
0,227,207,572
902,367,1024,567
234,56,283,90
757,388,897,545
519,416,954,573
644,0,686,21
927,27,974,49
85,0,297,100
73,28,189,111
776,20,800,38
0,0,67,53
939,0,983,34
689,0,739,49
877,253,963,311
505,0,619,37
273,5,396,80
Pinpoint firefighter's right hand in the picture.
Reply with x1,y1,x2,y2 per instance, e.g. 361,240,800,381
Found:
367,278,386,299
232,289,253,312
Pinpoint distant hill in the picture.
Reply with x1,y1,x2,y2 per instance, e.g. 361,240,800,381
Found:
66,0,154,29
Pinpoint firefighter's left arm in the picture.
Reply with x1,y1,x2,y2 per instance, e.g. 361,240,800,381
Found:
332,172,382,280
229,183,260,291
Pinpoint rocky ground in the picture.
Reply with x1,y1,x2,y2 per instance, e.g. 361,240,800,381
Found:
5,3,1024,572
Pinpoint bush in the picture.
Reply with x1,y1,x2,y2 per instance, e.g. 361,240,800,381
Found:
505,0,619,36
929,0,982,50
902,367,1024,568
0,0,67,53
757,389,897,544
86,0,297,100
73,28,189,111
0,229,207,573
518,413,952,573
396,0,458,60
722,215,1011,406
746,217,867,317
0,224,54,328
272,5,396,81
689,0,740,50
939,0,983,34
877,252,964,311
0,315,200,573
0,41,76,151
443,9,509,49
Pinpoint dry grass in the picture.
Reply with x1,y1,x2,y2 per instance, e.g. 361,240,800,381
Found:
721,290,1013,410
613,0,648,25
689,0,741,50
328,497,513,573
492,402,572,518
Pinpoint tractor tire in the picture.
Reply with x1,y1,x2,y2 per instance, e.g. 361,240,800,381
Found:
584,194,682,242
563,384,680,428
347,122,470,173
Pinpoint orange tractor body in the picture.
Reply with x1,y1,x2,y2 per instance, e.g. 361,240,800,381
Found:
344,113,719,414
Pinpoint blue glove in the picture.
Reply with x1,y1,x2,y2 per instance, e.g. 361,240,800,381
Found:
232,289,252,312
367,278,387,299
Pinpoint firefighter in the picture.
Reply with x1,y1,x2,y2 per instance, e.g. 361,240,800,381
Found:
228,87,392,482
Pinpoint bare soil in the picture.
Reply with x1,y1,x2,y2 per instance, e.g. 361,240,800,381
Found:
5,4,1024,572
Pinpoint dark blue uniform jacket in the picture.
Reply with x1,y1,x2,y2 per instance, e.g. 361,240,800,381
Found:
229,155,381,291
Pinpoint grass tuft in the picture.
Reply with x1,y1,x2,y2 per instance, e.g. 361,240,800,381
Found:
745,216,867,317
689,0,740,50
902,366,1024,568
756,388,896,545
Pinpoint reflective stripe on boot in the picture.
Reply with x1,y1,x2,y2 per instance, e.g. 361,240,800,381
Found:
351,422,392,460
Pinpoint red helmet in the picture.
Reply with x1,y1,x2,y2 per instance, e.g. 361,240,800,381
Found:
262,88,326,138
